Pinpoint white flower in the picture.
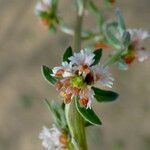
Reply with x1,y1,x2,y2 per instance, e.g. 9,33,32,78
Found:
52,61,74,78
127,29,149,43
39,125,66,150
127,29,149,62
69,49,95,67
35,0,52,13
92,65,114,88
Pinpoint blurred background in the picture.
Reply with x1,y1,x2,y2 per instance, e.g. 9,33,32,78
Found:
0,0,150,150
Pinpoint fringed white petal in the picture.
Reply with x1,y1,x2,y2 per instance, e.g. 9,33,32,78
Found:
69,49,95,66
92,65,114,88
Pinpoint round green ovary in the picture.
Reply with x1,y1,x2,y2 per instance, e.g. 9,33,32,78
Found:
71,76,84,88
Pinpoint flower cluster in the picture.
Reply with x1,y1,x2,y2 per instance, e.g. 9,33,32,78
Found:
39,124,68,150
118,29,149,70
35,0,59,30
52,49,113,108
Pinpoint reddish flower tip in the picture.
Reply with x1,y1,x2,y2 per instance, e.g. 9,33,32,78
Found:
79,98,89,107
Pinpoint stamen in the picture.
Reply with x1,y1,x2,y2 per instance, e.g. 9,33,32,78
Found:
59,134,68,145
56,69,64,77
64,93,72,104
79,98,89,107
55,81,63,91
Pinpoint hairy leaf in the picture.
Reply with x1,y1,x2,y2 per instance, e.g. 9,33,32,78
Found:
92,86,119,102
63,46,73,62
41,65,57,85
91,49,102,66
75,98,102,125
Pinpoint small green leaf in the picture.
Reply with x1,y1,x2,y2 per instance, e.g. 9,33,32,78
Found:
41,65,57,85
122,31,131,50
92,86,119,102
91,49,102,66
44,99,67,128
116,9,126,36
63,46,73,62
103,22,122,50
75,98,102,125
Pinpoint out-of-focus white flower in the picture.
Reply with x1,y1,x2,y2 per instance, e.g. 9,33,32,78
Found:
117,29,149,70
128,29,149,62
127,29,149,43
69,49,95,67
39,125,67,150
35,0,52,13
92,65,114,88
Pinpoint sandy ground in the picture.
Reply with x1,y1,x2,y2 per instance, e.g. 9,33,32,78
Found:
0,0,150,150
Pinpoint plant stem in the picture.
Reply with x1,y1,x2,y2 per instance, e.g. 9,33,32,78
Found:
65,99,87,150
73,0,86,51
65,0,88,150
103,49,124,68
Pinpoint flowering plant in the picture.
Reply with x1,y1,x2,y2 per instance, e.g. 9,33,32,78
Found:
35,0,149,149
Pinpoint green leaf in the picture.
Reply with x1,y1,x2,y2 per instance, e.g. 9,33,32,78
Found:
91,49,102,66
63,46,73,62
75,98,102,125
41,65,57,85
116,9,126,36
44,99,67,128
103,22,122,50
122,31,131,50
92,86,119,102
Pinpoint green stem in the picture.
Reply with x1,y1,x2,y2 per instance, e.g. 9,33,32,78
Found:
73,0,86,50
65,99,87,150
73,14,83,50
103,49,124,67
65,0,88,150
